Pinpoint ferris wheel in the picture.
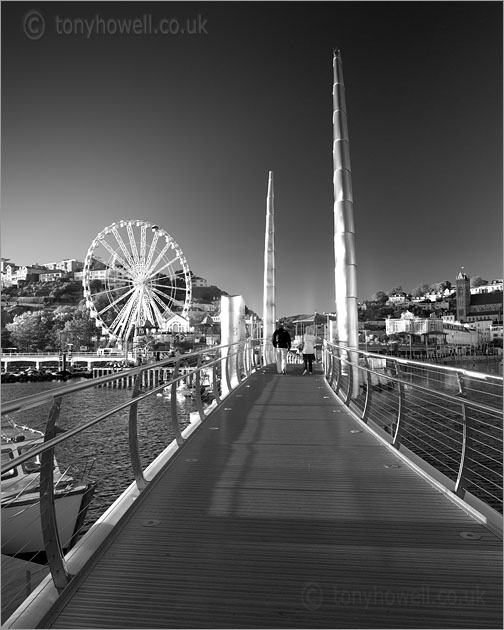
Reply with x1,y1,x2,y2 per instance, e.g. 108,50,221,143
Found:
82,220,192,342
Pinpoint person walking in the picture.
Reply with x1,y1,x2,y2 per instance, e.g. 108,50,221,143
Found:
272,322,291,374
301,325,316,375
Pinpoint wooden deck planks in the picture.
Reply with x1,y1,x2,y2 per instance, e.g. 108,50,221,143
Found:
40,367,502,628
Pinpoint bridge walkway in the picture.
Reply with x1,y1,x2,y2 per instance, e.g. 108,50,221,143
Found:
40,365,502,628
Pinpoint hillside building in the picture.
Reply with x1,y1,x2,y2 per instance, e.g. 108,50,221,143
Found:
456,269,502,323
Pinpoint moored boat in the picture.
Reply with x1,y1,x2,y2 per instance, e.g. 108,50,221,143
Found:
1,421,96,556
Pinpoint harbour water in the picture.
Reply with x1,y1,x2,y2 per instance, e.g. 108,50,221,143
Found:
2,377,195,528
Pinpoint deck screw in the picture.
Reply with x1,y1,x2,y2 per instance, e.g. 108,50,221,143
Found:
460,531,482,540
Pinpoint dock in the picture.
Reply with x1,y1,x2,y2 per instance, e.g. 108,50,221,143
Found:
1,555,49,624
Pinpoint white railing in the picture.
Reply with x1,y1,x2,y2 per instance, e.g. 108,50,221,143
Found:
323,340,503,526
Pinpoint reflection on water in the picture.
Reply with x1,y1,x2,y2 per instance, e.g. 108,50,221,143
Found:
2,378,194,527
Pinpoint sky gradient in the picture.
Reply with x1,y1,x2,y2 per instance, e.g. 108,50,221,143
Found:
2,1,502,318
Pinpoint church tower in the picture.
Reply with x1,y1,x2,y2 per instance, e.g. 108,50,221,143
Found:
456,268,471,322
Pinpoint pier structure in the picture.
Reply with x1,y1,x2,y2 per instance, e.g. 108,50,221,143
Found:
262,170,276,365
332,48,359,397
3,353,502,629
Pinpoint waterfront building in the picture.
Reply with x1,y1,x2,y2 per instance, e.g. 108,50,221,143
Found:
163,314,193,334
191,275,208,288
42,258,83,273
190,302,218,313
385,310,484,351
455,269,503,323
456,270,472,322
386,311,444,338
387,293,410,305
490,322,503,343
39,270,70,283
471,320,494,346
1,264,49,287
471,279,503,294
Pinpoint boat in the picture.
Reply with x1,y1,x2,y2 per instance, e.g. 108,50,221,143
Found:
1,421,96,557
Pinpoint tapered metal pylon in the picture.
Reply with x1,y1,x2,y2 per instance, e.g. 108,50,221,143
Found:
262,171,276,364
333,49,359,394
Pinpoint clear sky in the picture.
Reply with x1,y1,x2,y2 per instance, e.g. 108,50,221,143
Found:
2,1,502,318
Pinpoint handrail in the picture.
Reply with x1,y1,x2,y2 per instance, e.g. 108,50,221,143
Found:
322,340,503,525
1,339,261,592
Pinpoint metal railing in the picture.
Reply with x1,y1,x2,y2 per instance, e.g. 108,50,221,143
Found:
323,340,503,522
1,340,261,607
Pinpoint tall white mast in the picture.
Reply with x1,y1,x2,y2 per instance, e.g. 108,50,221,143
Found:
333,49,359,395
262,171,276,364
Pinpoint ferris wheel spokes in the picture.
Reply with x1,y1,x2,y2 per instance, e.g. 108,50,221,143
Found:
99,237,135,278
111,226,137,271
145,230,160,270
95,285,136,318
126,222,140,265
149,244,175,276
83,220,192,343
108,294,140,341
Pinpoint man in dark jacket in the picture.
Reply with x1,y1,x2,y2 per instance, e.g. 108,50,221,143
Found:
272,323,291,374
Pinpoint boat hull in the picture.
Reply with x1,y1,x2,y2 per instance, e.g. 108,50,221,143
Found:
2,483,94,556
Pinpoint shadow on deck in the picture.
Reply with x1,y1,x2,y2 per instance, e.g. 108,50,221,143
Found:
39,364,502,628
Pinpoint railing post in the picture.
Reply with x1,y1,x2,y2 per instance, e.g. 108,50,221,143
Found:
361,355,372,423
334,347,342,395
235,342,244,385
324,342,334,386
211,359,221,405
344,351,354,406
322,343,328,378
194,353,206,422
392,360,404,447
40,397,72,593
454,374,473,497
129,375,147,491
242,339,250,377
170,360,185,446
224,345,232,395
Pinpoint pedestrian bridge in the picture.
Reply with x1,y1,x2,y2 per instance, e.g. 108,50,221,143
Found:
2,342,502,628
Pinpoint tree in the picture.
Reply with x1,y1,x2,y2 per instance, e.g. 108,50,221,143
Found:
470,276,487,288
388,286,404,295
52,305,100,349
6,310,54,351
411,283,430,298
1,313,13,348
373,291,388,303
